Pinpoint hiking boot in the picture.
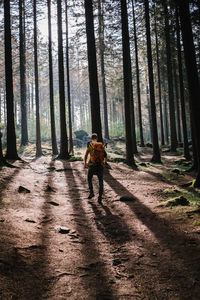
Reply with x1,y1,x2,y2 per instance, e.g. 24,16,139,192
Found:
88,193,94,199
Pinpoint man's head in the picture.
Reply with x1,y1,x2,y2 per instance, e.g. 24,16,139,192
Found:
91,133,98,142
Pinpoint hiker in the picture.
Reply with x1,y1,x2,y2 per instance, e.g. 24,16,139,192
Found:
84,133,107,202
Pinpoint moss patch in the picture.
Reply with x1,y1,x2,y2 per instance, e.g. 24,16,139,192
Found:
175,159,192,171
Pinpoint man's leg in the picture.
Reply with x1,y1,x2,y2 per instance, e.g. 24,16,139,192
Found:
88,166,94,198
97,166,104,201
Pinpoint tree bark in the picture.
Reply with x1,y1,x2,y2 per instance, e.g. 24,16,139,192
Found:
33,0,42,157
144,0,161,163
163,0,178,152
131,0,144,147
57,0,70,159
177,0,200,186
47,0,58,155
0,90,3,162
98,0,109,140
173,59,182,143
175,5,190,160
4,0,19,160
84,0,103,142
120,0,136,166
154,5,165,146
19,0,28,146
65,0,73,154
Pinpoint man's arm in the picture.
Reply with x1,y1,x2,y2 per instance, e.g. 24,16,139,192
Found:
103,146,107,164
84,149,89,168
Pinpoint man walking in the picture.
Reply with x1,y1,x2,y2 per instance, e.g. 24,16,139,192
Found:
84,133,107,202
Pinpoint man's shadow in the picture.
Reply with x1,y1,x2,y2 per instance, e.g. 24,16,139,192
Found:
88,200,135,245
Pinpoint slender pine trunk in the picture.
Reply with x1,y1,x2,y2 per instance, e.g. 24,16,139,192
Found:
19,0,28,146
65,0,73,154
131,0,144,147
173,59,182,143
98,0,109,140
175,5,190,160
154,5,165,146
144,0,161,163
163,1,178,152
47,0,58,155
33,0,42,157
57,0,70,158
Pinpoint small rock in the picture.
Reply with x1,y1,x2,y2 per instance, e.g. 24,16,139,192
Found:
25,218,36,223
119,196,135,202
59,249,64,252
79,274,89,278
18,186,30,193
48,201,59,206
45,185,55,192
57,226,70,234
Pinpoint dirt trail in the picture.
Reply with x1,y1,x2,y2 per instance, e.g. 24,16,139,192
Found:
1,156,200,299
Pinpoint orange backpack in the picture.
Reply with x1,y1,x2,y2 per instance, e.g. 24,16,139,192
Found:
90,142,105,165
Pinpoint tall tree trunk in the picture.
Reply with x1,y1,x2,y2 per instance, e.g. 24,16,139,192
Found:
177,0,200,186
4,0,19,160
144,0,161,163
173,59,182,143
65,0,73,154
154,5,165,146
0,87,1,125
84,0,103,141
120,0,136,166
0,90,3,162
163,1,178,152
3,87,6,129
131,0,144,147
98,0,109,140
163,90,169,145
146,84,152,142
175,5,190,160
76,48,83,128
57,0,70,158
47,0,58,155
33,0,42,157
19,0,28,146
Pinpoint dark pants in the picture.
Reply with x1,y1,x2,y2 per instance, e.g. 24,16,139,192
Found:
88,165,104,197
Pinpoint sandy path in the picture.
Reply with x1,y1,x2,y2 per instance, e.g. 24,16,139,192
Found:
1,157,200,299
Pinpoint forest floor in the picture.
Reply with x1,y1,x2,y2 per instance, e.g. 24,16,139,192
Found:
1,145,200,299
